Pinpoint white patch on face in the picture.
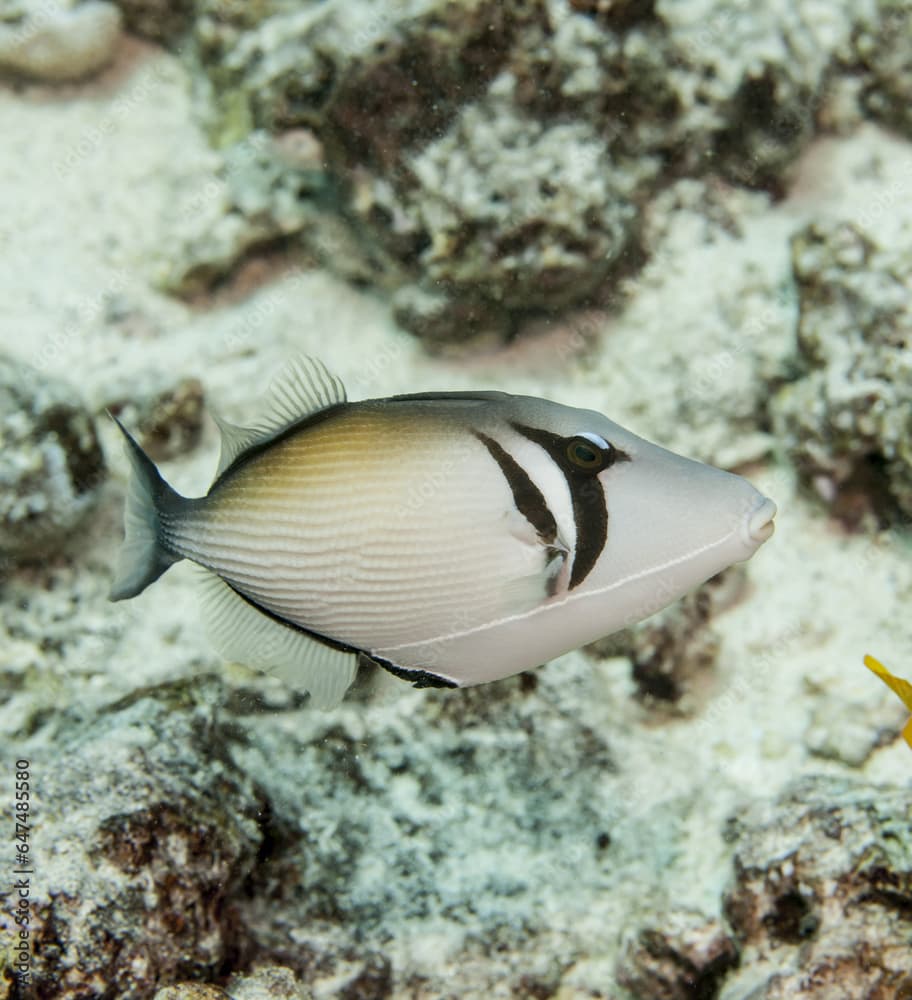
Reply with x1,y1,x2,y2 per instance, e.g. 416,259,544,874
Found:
494,425,577,592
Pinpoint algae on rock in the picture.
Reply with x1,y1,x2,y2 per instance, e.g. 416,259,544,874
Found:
616,909,739,1000
855,0,912,138
0,354,106,564
388,84,645,342
114,0,193,42
617,774,912,1000
772,219,912,522
586,571,750,713
154,966,308,1000
2,679,264,1000
155,0,912,342
720,775,912,1000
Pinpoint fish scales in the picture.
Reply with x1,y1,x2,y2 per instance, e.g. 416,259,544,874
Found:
164,405,546,649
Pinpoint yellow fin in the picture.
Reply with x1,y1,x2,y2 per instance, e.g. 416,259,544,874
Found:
865,654,912,749
903,718,912,750
864,654,912,710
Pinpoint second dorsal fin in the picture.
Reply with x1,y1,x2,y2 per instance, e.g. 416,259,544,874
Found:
213,356,347,479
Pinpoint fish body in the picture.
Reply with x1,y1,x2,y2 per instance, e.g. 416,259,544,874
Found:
111,358,776,705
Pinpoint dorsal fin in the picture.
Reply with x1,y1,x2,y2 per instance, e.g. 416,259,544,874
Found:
213,356,347,479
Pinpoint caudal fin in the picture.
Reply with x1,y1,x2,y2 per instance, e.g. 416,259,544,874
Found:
109,415,183,601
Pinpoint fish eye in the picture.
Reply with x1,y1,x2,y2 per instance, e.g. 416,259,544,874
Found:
565,433,614,472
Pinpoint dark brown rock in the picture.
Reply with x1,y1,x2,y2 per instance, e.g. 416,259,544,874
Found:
616,911,739,1000
17,679,264,1000
720,776,912,1000
771,220,912,524
0,353,106,563
114,0,194,41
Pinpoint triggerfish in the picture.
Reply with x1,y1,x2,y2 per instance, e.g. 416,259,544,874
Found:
864,654,912,749
110,358,776,707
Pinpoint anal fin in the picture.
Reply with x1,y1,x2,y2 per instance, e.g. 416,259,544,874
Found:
198,572,358,709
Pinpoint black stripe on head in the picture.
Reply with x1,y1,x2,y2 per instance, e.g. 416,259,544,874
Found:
473,431,559,546
510,423,629,590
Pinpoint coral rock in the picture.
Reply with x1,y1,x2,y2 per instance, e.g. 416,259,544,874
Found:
15,679,264,1000
0,353,105,564
114,0,193,42
587,571,745,710
155,965,307,1000
855,0,912,138
108,376,205,462
0,1,121,83
616,910,739,1000
720,775,912,1000
772,220,912,523
167,0,912,340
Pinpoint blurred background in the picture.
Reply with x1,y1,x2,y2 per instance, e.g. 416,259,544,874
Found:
0,1,910,998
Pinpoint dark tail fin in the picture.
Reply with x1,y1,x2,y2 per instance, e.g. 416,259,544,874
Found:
108,415,183,601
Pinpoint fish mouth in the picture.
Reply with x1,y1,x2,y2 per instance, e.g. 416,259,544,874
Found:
743,496,777,547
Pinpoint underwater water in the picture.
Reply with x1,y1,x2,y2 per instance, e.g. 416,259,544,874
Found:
1,2,911,998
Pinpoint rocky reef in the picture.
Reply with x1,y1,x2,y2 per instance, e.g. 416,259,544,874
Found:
3,663,622,997
0,353,105,566
772,219,912,525
96,0,912,344
587,570,749,713
7,662,909,998
617,776,912,1000
5,0,912,345
15,680,263,999
616,909,739,1000
720,776,912,1000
